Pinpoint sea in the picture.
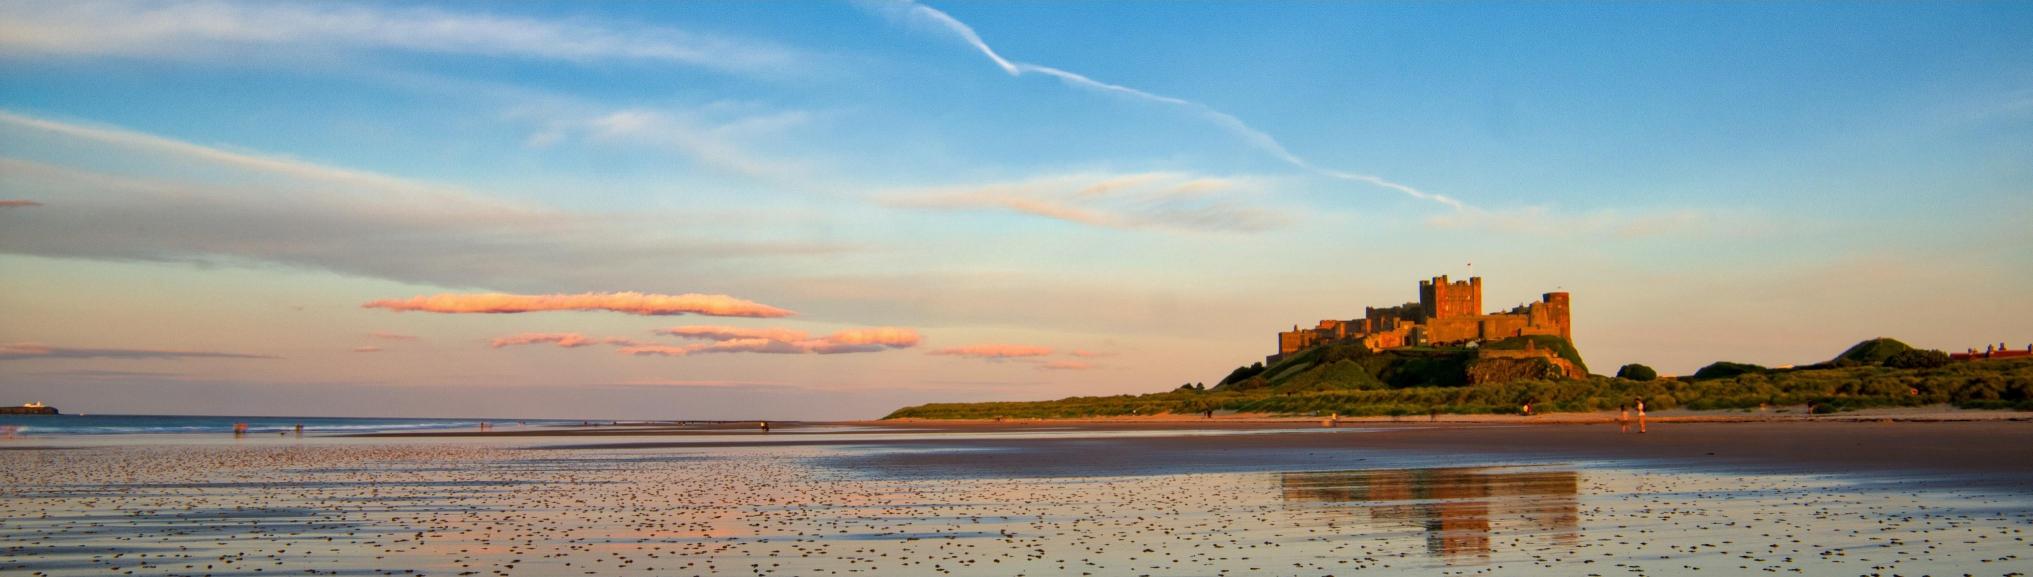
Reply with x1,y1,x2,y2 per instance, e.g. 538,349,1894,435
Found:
0,413,574,436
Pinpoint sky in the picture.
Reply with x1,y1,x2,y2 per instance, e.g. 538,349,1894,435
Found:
1,1,2030,420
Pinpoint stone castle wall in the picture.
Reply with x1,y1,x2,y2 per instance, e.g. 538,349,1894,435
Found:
1273,275,1571,362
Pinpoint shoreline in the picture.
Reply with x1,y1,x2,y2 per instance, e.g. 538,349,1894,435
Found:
872,404,2033,426
301,405,2033,438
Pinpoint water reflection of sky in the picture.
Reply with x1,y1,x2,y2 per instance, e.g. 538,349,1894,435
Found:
4,439,2030,577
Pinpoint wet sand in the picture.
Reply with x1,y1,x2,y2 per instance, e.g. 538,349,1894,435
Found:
506,420,2033,482
4,422,2031,576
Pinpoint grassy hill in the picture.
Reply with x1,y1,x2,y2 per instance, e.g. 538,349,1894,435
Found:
885,337,2033,419
1831,337,1914,366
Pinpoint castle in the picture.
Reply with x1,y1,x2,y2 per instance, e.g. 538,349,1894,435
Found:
1271,275,1571,363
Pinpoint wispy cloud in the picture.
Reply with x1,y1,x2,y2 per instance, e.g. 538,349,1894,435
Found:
881,172,1288,232
655,325,815,343
489,333,645,349
927,344,1054,359
0,113,852,292
490,326,920,357
1038,359,1097,371
1426,206,1731,239
351,346,383,353
1068,349,1115,358
369,332,420,341
877,1,1463,210
0,342,275,361
582,107,812,177
652,325,922,355
0,110,471,198
0,199,40,207
0,0,802,75
365,292,795,317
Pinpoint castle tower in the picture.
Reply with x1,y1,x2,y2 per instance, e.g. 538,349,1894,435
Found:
1541,292,1571,340
1419,275,1483,320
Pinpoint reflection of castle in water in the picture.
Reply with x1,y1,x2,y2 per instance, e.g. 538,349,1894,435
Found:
1280,467,1580,560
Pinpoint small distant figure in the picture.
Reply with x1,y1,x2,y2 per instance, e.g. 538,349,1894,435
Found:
1204,409,1213,419
1430,409,1439,422
1635,398,1648,434
1618,404,1630,433
232,422,249,436
759,421,770,433
1521,403,1533,417
294,423,304,436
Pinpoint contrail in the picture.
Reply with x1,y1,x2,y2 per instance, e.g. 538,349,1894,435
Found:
887,1,1465,210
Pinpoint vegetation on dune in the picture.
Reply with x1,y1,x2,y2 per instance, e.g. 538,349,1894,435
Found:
1831,337,1915,366
1692,361,1769,380
1883,348,1951,369
884,338,2033,419
1616,363,1659,381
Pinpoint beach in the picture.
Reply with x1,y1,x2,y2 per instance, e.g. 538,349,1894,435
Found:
4,419,2031,576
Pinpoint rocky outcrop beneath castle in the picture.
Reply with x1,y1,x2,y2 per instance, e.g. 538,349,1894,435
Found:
1471,334,1590,382
1465,354,1585,385
1217,335,1590,393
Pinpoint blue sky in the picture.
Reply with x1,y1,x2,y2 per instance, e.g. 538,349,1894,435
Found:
1,1,2029,419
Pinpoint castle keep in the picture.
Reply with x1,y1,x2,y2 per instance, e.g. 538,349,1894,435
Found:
1272,275,1571,363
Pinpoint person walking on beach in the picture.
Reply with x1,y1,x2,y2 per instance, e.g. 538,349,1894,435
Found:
759,421,770,433
1618,404,1630,433
1635,398,1647,434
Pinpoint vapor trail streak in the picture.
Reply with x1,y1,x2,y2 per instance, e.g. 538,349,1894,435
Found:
891,1,1465,210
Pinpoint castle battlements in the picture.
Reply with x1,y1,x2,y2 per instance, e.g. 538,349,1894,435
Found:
1271,275,1571,363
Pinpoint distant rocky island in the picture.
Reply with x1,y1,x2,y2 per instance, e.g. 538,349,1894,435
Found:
1,402,59,415
887,274,2033,419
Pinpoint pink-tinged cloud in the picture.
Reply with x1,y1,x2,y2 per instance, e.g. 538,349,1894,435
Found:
489,332,643,349
493,326,919,357
364,292,794,317
927,344,1054,359
617,344,694,357
826,327,923,347
352,346,384,353
369,332,420,341
1039,360,1097,371
655,325,923,355
1069,349,1115,358
656,325,811,342
0,199,41,207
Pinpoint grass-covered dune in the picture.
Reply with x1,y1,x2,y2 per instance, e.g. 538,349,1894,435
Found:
884,337,2033,420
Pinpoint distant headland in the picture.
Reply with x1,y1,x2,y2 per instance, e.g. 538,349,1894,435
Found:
887,274,2033,420
1,402,59,416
